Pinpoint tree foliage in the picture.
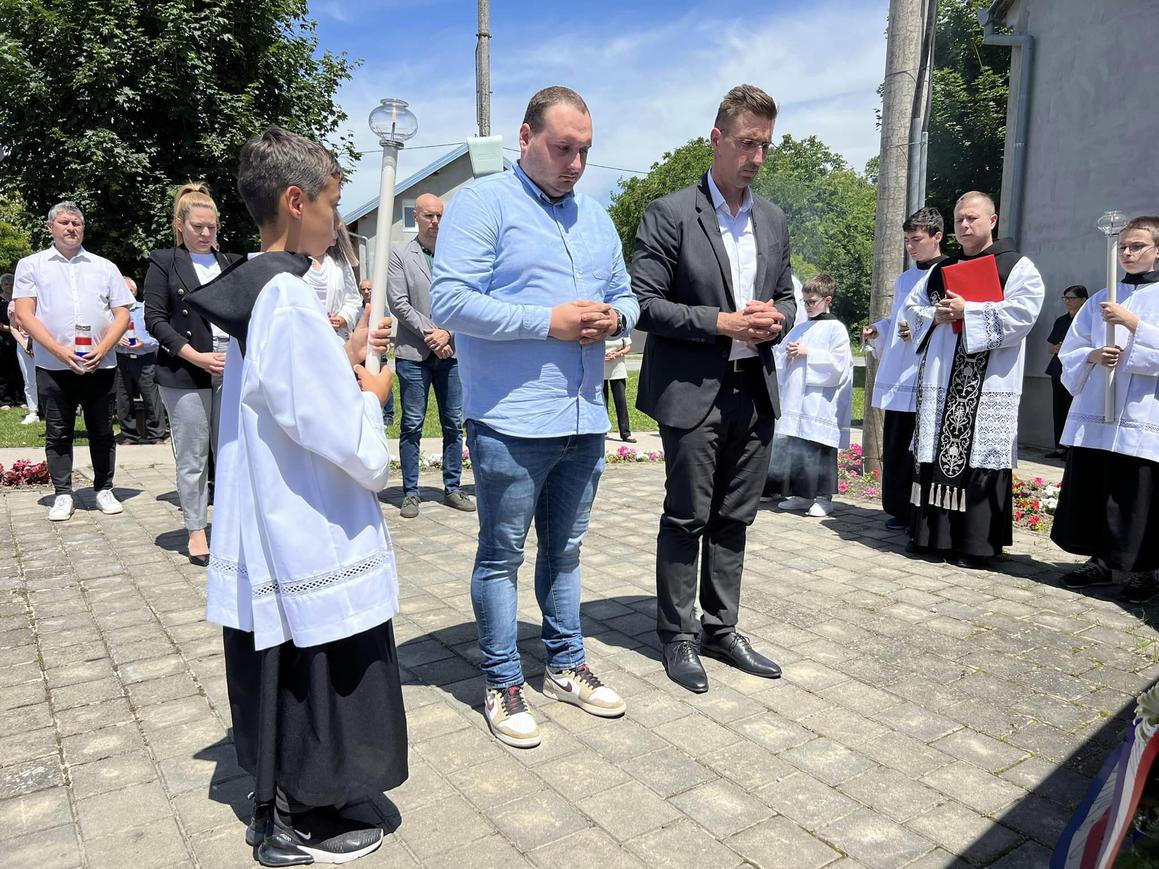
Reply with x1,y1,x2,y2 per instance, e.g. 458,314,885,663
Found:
608,134,877,325
926,0,1010,235
0,193,34,273
0,0,357,274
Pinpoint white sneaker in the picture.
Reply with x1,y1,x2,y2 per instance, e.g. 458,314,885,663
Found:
94,490,124,515
48,495,74,521
484,685,541,748
806,498,833,518
544,663,626,718
20,412,39,425
778,496,812,511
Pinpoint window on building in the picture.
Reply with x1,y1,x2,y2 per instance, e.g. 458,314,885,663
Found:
402,199,417,232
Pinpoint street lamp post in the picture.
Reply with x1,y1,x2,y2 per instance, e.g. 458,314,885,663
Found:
366,98,418,374
1096,210,1127,423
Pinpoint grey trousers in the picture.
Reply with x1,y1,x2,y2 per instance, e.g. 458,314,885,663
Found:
158,385,221,531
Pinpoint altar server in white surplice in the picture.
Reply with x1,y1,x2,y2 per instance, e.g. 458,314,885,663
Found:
904,191,1044,570
863,207,946,529
1053,216,1159,605
185,127,405,867
769,273,852,518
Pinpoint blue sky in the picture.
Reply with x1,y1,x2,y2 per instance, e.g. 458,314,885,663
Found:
310,0,891,213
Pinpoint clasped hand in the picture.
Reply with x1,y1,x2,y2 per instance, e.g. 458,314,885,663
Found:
718,300,784,344
934,290,965,325
1101,301,1140,333
549,299,618,345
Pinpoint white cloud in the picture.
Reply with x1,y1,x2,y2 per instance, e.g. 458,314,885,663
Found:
333,0,888,214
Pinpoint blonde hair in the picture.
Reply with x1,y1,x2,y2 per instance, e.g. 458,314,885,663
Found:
1123,216,1159,246
172,182,220,246
328,218,359,267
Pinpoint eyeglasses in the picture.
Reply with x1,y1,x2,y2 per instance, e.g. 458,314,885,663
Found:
1062,295,1082,301
728,135,773,153
803,298,826,308
1118,242,1155,255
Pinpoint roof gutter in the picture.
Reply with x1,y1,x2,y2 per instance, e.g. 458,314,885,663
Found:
980,4,1034,245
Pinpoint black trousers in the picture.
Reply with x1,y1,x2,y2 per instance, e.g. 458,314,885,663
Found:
881,410,916,520
1050,374,1072,449
656,364,774,643
37,367,117,495
115,352,168,441
603,377,631,438
0,336,24,405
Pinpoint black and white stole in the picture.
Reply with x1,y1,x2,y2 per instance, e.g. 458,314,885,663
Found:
912,239,1022,511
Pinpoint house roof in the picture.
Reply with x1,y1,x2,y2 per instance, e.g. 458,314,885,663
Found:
343,142,513,225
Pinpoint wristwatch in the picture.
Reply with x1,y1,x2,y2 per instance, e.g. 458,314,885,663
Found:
612,309,626,337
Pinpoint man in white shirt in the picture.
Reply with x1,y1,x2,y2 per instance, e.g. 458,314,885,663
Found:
12,202,133,520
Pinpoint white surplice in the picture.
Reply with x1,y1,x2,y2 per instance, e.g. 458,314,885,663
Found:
904,256,1045,470
1060,279,1159,463
866,265,927,412
206,272,398,650
772,317,853,448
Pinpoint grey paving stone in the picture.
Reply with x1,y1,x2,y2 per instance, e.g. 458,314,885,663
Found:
625,818,746,869
701,738,796,790
837,765,945,823
414,721,505,773
530,826,647,869
873,702,962,743
60,723,144,767
68,752,159,800
49,676,125,711
425,833,534,869
83,816,190,869
0,725,58,767
399,794,496,858
448,753,543,810
781,737,877,786
730,711,814,753
759,771,861,831
986,840,1054,868
0,787,73,840
618,747,717,797
579,779,681,841
0,820,83,868
819,808,934,869
54,697,135,737
726,816,842,869
533,749,630,802
0,756,64,799
920,761,1027,815
930,728,1030,773
576,717,669,761
487,788,590,852
669,777,773,837
75,779,171,841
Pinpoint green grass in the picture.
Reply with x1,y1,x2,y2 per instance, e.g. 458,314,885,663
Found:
0,364,866,448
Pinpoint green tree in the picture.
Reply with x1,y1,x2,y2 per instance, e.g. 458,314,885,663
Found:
0,193,33,272
608,134,876,324
926,0,1010,234
0,0,357,273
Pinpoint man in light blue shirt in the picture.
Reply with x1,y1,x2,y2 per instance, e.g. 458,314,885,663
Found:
114,276,167,444
431,86,639,750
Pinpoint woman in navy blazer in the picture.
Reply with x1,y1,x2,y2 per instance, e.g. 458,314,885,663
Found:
144,183,241,565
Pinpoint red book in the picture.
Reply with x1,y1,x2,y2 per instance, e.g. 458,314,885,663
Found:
941,254,1004,333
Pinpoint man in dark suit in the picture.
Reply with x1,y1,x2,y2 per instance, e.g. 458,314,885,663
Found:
634,84,795,693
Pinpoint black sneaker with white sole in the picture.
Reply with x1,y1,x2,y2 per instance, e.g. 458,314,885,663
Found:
1060,559,1113,589
1119,572,1159,606
257,806,383,867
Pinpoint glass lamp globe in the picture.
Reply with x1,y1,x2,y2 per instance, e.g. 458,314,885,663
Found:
369,99,418,147
1097,210,1127,236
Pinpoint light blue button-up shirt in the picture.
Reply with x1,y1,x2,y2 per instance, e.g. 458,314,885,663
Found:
430,163,639,438
116,300,160,354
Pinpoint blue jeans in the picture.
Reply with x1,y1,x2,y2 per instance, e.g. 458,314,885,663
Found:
396,356,464,496
466,421,604,689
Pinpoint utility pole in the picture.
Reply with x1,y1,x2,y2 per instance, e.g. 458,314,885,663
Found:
476,0,491,137
863,0,926,473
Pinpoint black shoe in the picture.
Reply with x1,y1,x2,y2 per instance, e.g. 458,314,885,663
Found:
1060,559,1112,589
245,798,273,847
884,516,907,531
258,806,383,867
188,553,210,567
699,631,782,679
663,640,708,693
950,553,992,570
1044,449,1067,460
1120,572,1159,605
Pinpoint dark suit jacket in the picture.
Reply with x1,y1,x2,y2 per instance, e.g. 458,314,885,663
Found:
633,174,796,429
144,246,242,389
1045,312,1072,378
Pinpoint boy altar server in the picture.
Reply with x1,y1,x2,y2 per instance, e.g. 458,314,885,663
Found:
186,127,405,867
863,207,946,529
1053,216,1159,604
769,273,853,517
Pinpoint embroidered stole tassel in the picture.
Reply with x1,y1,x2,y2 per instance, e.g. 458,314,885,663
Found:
911,480,922,507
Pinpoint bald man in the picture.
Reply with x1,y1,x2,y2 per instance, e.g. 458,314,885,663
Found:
386,192,475,518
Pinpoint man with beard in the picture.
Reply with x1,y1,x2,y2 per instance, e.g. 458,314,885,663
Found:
903,191,1044,568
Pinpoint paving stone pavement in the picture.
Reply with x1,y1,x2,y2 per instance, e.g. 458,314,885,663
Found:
2,454,1158,868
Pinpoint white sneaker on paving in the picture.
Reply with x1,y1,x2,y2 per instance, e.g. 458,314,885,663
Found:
20,412,39,425
544,664,626,718
484,685,541,748
47,495,74,521
806,498,833,517
95,490,123,515
778,496,812,511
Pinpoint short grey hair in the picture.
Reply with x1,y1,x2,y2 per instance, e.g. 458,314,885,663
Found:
237,127,343,226
0,273,13,291
47,201,85,225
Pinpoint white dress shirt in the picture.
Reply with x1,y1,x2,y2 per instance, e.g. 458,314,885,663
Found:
12,245,134,371
706,172,758,360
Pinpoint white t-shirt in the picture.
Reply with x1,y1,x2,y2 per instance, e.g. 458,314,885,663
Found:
190,252,228,344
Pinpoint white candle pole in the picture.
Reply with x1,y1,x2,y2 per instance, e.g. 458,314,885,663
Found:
366,99,418,375
1097,211,1127,423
